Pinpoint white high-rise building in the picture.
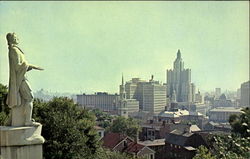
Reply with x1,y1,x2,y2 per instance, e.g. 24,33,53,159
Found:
142,81,167,114
125,76,166,114
166,50,195,103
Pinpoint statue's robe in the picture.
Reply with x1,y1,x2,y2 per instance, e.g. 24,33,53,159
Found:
6,44,29,108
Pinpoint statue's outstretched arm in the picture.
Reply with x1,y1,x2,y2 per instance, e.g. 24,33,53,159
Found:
28,64,44,71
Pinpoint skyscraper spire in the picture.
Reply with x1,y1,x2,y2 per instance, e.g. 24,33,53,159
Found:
174,49,184,71
177,49,181,59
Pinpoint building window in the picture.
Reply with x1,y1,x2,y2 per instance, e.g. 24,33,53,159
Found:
123,140,127,147
150,154,154,159
152,131,155,136
98,132,102,137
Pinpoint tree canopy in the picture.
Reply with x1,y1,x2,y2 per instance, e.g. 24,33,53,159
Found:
33,97,101,159
0,83,9,125
107,116,141,139
229,107,250,138
193,146,215,159
91,108,113,129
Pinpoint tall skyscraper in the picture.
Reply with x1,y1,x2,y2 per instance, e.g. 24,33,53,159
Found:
240,81,250,107
166,50,195,103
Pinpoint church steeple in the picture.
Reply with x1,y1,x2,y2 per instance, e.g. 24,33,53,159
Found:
122,73,124,86
120,74,126,100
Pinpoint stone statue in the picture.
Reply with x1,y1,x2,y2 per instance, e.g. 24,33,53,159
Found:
0,33,45,159
6,33,44,126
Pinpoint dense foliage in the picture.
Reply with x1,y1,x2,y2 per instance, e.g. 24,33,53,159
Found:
33,98,140,159
0,83,9,125
33,97,101,159
193,146,215,159
211,134,249,159
97,148,145,159
229,107,250,138
91,108,113,128
107,116,141,139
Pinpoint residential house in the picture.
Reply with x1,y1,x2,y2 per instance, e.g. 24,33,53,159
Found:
165,129,207,159
102,133,155,159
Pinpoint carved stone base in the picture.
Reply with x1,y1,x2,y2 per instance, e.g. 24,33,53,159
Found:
0,124,44,159
0,145,43,159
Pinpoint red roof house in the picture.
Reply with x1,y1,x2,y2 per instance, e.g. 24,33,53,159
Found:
102,132,155,158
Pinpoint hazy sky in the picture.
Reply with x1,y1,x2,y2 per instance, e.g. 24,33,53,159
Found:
0,1,249,94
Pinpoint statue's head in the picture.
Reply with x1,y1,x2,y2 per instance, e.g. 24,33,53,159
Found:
6,33,19,45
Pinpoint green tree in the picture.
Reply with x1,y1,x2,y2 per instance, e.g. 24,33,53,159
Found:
193,146,215,159
33,97,101,159
229,107,250,138
91,109,113,128
97,148,145,159
0,83,9,125
211,134,250,159
108,116,141,139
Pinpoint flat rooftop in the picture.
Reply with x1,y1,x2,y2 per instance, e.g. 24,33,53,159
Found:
209,107,243,113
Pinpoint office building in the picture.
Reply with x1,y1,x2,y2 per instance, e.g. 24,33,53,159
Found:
240,81,250,107
166,50,195,103
209,107,242,123
76,92,119,112
125,76,166,114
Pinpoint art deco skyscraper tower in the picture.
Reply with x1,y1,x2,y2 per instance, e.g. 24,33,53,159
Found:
166,50,195,103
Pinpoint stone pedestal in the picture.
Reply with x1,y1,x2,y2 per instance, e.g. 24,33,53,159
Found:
0,124,45,159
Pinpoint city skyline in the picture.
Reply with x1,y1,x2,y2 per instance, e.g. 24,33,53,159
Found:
0,2,249,94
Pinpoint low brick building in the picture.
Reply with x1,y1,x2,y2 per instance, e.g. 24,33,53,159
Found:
140,120,200,141
138,139,165,159
165,129,207,159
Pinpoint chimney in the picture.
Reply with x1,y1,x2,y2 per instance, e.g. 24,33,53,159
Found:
162,120,166,126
